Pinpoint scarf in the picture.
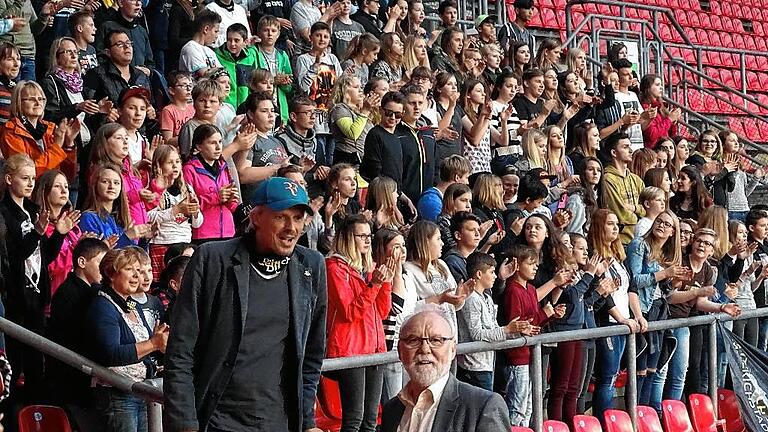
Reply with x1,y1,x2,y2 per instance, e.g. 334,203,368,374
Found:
0,75,15,90
55,68,83,93
21,116,48,142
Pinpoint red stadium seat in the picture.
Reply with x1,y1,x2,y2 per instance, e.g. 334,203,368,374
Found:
543,420,571,432
636,406,664,432
743,118,761,141
689,394,727,432
512,427,535,432
573,415,602,432
729,118,746,138
18,406,72,432
662,400,695,432
747,72,760,91
604,410,633,432
318,377,342,420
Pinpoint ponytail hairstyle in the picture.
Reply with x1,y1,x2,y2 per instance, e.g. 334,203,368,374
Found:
343,33,380,63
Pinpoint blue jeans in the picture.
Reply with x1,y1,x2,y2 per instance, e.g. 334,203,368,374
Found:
95,387,148,432
19,57,35,82
759,317,768,351
649,326,689,412
457,368,494,391
505,364,532,426
593,335,626,420
729,211,748,222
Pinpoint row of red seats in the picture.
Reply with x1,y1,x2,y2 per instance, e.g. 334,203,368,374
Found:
509,391,744,432
682,88,768,118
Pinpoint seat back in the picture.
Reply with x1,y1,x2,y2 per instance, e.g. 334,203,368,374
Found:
543,420,571,432
689,394,718,432
636,405,664,432
662,399,695,432
718,389,745,432
318,377,343,420
17,405,72,432
573,415,603,432
604,410,633,432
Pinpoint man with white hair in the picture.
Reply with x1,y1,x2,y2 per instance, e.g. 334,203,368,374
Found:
380,307,510,432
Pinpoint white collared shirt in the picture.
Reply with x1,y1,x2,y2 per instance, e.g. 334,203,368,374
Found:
397,373,451,432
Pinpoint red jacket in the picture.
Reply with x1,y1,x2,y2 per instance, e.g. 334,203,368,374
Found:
504,279,551,366
325,255,392,358
642,100,678,149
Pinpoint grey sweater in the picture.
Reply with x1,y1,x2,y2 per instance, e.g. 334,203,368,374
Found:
727,170,760,212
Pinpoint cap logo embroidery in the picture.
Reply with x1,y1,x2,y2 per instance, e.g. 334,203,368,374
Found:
284,181,299,197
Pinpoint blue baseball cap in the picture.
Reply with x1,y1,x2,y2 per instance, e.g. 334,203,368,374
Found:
250,177,314,215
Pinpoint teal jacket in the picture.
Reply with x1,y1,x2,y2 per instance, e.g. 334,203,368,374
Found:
253,46,294,124
215,45,259,108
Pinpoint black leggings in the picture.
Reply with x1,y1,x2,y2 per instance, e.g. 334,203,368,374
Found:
324,366,384,432
732,316,759,347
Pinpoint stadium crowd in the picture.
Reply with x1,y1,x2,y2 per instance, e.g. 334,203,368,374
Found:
0,0,760,429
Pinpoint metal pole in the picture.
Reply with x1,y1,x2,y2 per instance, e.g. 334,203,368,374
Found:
626,334,637,430
148,401,163,432
708,320,719,417
532,343,544,432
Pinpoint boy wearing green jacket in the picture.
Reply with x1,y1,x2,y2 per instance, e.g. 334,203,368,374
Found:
215,23,259,108
254,15,294,125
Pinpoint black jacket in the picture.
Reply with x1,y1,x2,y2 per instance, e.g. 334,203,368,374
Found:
163,237,327,432
46,273,100,402
381,374,510,432
94,10,154,68
83,60,152,106
0,194,64,332
351,10,383,38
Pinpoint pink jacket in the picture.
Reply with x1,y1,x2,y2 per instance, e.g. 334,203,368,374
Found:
45,223,82,305
183,157,238,239
121,158,149,225
642,101,678,149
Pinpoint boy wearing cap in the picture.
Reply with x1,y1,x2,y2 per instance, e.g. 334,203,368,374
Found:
473,14,498,49
498,0,535,55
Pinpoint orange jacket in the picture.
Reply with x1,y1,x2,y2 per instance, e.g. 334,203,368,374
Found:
0,117,67,176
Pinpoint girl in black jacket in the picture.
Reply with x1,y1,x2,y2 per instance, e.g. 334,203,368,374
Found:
0,154,79,402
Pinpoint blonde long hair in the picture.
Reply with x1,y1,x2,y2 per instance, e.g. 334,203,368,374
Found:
643,209,682,267
522,129,548,170
697,205,730,260
473,173,505,211
403,34,429,73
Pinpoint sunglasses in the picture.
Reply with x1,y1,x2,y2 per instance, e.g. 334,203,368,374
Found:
382,108,404,119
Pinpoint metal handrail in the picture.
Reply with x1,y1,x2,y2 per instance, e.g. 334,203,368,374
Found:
1,305,767,432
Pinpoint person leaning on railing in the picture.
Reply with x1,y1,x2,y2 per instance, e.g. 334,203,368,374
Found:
88,247,169,432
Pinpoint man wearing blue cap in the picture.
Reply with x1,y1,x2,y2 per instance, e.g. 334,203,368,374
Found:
163,177,327,432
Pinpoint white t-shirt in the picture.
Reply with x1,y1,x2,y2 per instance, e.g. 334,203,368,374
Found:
607,259,631,323
179,40,222,74
205,1,251,47
615,90,644,151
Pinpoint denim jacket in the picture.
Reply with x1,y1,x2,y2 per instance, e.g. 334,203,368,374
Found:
625,237,662,314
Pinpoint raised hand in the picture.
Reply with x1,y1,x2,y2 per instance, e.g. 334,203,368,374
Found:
498,257,518,282
553,303,567,319
370,262,394,286
35,210,50,234
139,188,158,204
233,123,258,151
55,210,81,234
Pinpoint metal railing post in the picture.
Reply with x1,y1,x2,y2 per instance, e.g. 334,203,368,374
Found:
708,320,719,417
532,343,544,432
148,401,163,432
626,334,637,430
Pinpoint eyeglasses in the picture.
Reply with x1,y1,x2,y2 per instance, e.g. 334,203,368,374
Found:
174,84,193,89
354,234,374,241
655,219,674,229
400,336,453,348
382,108,404,119
22,97,47,103
110,41,133,49
695,239,715,248
296,110,317,117
680,229,694,236
57,49,78,56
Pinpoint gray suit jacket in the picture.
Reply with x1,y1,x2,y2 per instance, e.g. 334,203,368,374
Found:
380,374,511,432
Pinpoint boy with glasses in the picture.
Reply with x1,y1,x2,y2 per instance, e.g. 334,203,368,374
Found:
275,96,329,194
160,71,195,146
361,91,405,194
